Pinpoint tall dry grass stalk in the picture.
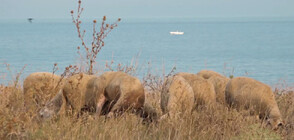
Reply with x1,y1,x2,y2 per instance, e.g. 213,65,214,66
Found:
104,53,141,76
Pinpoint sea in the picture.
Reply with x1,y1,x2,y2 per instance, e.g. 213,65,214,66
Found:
0,18,294,87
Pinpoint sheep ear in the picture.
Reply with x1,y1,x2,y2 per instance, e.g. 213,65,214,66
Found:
266,119,271,125
265,116,270,121
279,120,285,127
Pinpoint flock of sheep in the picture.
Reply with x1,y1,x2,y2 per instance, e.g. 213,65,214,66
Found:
23,70,283,130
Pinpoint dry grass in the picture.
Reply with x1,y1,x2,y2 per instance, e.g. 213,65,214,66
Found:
1,73,293,140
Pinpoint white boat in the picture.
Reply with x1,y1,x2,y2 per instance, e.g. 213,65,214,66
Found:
170,31,184,35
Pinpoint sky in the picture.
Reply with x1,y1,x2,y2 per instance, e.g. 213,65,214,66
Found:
0,0,294,19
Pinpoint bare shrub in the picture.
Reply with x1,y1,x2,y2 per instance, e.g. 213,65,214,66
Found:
71,0,120,75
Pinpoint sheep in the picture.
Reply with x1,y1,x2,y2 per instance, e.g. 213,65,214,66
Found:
225,77,283,130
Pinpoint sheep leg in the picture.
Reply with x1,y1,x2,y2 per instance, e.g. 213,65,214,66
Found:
107,97,125,118
95,94,106,117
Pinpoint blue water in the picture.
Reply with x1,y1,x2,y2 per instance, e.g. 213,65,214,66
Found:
0,18,294,86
